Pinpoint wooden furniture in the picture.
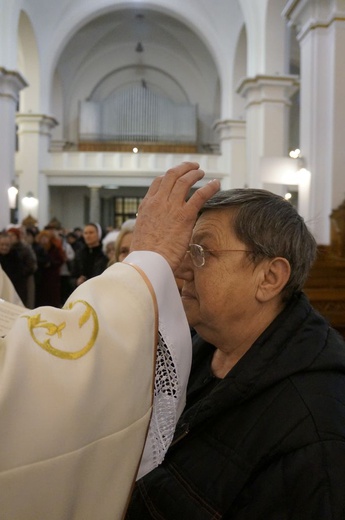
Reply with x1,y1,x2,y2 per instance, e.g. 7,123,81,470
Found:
304,245,345,337
304,200,345,337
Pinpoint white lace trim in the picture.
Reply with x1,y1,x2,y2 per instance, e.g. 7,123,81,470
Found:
136,330,180,479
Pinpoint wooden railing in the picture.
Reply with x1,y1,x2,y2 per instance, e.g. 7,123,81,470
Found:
304,245,345,337
78,141,198,153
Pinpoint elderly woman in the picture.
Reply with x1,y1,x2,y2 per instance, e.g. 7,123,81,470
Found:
126,189,345,519
107,219,136,267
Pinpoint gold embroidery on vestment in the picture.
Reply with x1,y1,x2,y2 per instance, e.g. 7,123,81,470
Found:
23,300,99,359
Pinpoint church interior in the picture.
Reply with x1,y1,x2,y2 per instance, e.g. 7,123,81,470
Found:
1,0,345,333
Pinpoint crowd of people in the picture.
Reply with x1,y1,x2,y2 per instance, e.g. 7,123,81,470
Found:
0,218,133,309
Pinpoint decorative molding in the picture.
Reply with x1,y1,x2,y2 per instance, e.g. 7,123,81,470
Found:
213,119,246,141
236,75,300,109
0,67,28,102
16,113,59,137
283,0,345,41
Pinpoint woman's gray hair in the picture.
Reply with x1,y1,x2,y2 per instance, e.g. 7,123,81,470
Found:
114,219,136,262
201,189,317,301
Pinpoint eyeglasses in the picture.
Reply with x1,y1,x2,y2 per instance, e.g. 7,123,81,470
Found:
186,243,253,268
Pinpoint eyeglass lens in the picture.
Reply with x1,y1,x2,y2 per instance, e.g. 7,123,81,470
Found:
189,244,204,267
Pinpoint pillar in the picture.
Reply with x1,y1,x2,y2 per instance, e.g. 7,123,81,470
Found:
237,74,299,188
89,186,101,224
284,0,345,244
16,113,58,226
0,67,27,228
213,119,246,189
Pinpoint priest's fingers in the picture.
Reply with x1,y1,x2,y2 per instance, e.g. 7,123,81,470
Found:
159,162,202,195
144,175,164,197
143,163,205,206
144,162,203,200
185,178,220,214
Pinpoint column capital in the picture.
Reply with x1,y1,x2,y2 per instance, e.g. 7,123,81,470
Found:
283,0,345,41
213,119,246,141
16,113,58,136
0,67,28,103
236,74,300,109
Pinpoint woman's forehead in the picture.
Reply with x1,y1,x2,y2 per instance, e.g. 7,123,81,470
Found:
192,208,239,243
194,209,235,237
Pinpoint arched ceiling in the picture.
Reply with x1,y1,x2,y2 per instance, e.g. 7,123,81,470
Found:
56,8,219,104
55,7,221,143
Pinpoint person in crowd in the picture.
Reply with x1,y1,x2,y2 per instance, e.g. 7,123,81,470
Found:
0,163,220,519
126,188,345,519
0,263,24,306
0,232,27,305
41,223,76,304
25,227,50,308
6,226,37,307
66,230,85,254
104,240,116,265
109,219,185,296
73,226,85,248
108,219,136,267
71,222,108,286
73,226,84,239
56,229,76,304
102,227,119,257
35,229,66,307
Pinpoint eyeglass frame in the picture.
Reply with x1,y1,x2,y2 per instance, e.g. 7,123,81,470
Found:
186,243,253,268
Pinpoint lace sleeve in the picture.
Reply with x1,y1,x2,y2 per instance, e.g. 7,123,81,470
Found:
125,252,192,481
136,330,185,480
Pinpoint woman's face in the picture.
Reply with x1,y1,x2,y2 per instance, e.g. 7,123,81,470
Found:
118,232,133,262
105,242,116,261
38,235,50,246
8,232,19,244
177,209,264,347
83,225,100,248
0,237,11,255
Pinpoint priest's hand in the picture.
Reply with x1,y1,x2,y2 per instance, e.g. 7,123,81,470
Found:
131,162,220,271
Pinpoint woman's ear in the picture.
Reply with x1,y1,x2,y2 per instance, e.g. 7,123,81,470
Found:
256,257,291,302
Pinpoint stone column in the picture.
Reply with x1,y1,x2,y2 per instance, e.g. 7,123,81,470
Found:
89,186,101,224
0,68,27,228
237,74,299,188
284,0,345,244
16,113,58,226
213,119,246,189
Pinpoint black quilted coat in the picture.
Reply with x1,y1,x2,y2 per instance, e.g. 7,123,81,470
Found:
126,292,345,519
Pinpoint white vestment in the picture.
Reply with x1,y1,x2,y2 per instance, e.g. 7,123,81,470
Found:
0,252,191,520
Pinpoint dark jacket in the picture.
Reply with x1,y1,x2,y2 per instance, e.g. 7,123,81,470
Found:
126,292,345,519
0,244,36,305
71,244,108,281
